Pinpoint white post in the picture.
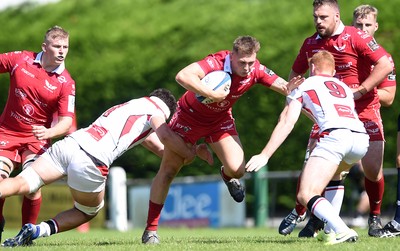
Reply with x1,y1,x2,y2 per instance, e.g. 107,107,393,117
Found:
108,166,128,231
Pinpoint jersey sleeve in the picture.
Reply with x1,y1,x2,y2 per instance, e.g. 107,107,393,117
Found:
256,63,279,87
352,29,387,64
378,54,396,89
0,51,21,73
57,77,76,118
197,50,228,73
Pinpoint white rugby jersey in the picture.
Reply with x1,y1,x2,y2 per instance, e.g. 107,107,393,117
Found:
287,74,366,134
70,96,169,166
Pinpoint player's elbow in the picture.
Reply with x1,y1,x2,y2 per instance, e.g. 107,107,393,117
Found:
380,98,394,107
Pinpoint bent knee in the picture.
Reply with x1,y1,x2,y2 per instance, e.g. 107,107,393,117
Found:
74,200,104,216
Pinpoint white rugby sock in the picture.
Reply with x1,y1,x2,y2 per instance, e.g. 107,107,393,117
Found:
309,195,349,234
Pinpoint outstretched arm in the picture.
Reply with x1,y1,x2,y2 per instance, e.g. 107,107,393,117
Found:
150,115,195,165
269,75,304,96
246,100,302,172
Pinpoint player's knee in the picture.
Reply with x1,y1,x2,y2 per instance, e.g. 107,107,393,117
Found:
22,158,37,170
19,167,45,194
74,200,104,216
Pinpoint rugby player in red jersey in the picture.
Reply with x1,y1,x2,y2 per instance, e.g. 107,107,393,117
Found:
0,26,76,240
141,35,304,244
276,0,393,238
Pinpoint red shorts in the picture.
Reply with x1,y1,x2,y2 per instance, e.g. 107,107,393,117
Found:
356,103,384,141
0,127,50,163
168,108,238,145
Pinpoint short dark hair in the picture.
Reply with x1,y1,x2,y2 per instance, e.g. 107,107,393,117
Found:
149,88,177,117
313,0,339,11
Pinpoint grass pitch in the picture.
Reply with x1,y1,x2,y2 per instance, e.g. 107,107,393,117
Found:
2,227,400,251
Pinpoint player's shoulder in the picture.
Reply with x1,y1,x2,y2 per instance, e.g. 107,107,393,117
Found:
302,32,319,43
206,50,230,62
344,26,372,40
2,50,34,61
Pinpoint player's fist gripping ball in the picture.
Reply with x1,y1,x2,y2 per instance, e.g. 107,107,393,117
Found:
196,71,231,104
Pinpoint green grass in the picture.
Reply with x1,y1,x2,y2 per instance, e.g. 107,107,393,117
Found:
2,227,400,251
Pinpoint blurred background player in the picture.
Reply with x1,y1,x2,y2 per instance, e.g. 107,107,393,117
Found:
0,26,76,241
141,35,304,244
0,88,213,247
348,4,396,228
246,50,369,245
278,0,393,238
376,114,400,237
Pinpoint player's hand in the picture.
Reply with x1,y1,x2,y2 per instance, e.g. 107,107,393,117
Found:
196,143,214,166
207,83,231,103
31,125,50,140
286,76,304,94
246,154,269,172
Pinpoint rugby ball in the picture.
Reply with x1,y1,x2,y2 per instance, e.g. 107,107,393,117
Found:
196,71,231,104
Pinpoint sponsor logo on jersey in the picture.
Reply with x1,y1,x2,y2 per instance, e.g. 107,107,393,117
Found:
264,68,275,76
221,123,234,131
334,104,355,118
175,122,192,133
363,120,380,135
0,140,9,146
206,58,215,69
23,104,35,116
44,80,57,92
21,67,35,78
68,95,75,113
34,98,48,108
337,61,352,70
231,94,242,99
367,40,380,51
57,76,67,84
86,124,108,141
10,111,35,124
14,88,27,99
239,78,251,85
217,100,230,108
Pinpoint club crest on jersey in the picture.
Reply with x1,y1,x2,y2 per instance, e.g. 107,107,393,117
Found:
334,44,346,52
44,80,57,92
342,33,351,41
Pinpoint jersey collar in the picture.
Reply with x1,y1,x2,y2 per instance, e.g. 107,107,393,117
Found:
316,21,345,40
34,51,66,74
223,54,233,74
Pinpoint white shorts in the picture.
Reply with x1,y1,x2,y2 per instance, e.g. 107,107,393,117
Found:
310,129,369,165
41,137,107,193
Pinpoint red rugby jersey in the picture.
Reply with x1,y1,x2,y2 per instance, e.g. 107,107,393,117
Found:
178,50,279,123
0,50,75,133
292,22,388,108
